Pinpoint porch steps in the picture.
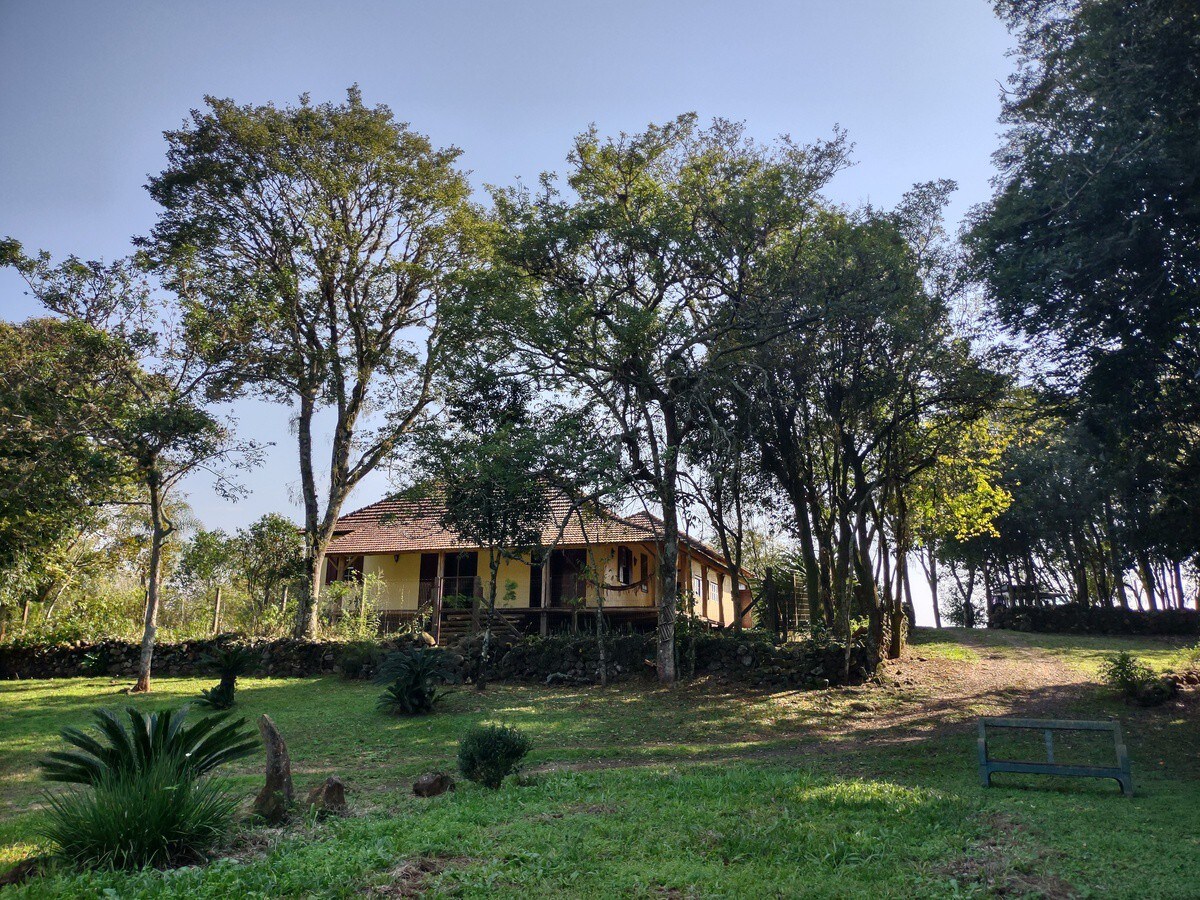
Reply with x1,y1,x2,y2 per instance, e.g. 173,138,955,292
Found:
437,610,529,646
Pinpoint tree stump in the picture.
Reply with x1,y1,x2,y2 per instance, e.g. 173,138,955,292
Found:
306,776,347,816
252,714,293,823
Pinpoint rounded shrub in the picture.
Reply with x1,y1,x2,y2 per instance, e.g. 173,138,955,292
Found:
40,757,238,869
1100,650,1177,707
457,723,531,789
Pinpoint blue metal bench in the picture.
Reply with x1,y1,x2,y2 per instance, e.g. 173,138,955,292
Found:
977,717,1133,796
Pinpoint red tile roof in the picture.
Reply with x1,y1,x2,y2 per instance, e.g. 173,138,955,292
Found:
326,493,661,555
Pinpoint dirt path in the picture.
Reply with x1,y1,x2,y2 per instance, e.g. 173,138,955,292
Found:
532,632,1113,775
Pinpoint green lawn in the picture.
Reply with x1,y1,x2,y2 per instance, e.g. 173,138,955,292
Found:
911,626,1196,676
1,629,1197,898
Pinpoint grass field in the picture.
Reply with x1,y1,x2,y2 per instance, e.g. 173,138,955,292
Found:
0,628,1197,898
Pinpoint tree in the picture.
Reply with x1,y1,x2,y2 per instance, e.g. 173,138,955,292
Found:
680,368,768,632
233,514,304,629
743,189,1003,662
174,528,234,634
406,364,561,689
0,316,129,635
910,415,1017,627
491,115,848,682
143,87,480,638
2,243,255,691
968,0,1200,569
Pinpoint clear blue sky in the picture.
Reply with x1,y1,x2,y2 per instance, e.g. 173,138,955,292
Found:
0,0,1014,622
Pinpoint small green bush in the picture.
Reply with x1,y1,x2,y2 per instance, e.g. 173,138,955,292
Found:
338,641,384,680
1170,641,1200,672
40,757,237,870
457,723,531,789
1100,651,1155,694
1100,651,1177,707
375,648,449,715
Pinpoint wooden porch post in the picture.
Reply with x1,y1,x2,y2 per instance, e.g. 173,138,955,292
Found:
435,552,446,645
540,551,551,636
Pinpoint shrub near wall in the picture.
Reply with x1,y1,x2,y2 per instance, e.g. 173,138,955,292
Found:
990,603,1200,636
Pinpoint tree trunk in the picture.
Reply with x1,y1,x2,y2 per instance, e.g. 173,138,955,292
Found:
210,584,223,635
477,550,501,691
902,553,917,631
294,392,324,638
654,448,683,684
926,546,942,628
656,519,679,685
963,565,977,628
133,477,167,693
1138,553,1157,610
982,560,994,623
595,572,608,687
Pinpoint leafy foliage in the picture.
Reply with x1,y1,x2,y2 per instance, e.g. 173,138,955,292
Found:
39,706,257,786
457,723,531,789
337,641,385,680
145,87,480,639
375,648,450,715
40,755,238,870
196,644,256,709
203,644,257,680
968,0,1200,575
196,681,235,711
1100,651,1177,707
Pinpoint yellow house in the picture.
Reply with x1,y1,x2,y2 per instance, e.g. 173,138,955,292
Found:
321,494,750,642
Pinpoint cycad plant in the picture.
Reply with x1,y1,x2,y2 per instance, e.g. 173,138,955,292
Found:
375,648,449,715
197,644,257,710
39,706,257,870
41,706,258,785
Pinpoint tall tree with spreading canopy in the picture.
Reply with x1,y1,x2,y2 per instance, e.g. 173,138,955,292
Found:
743,188,1004,661
143,87,480,638
2,243,255,691
491,115,848,682
969,0,1200,567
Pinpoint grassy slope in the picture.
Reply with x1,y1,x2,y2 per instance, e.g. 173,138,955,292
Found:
0,629,1196,898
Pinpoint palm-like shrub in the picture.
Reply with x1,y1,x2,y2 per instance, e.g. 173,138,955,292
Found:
457,723,531,789
41,706,258,785
375,648,449,715
198,681,236,710
197,644,257,709
39,706,257,870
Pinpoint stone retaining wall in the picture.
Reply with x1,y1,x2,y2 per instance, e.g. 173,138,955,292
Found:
990,603,1199,635
1,631,875,689
0,636,380,680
